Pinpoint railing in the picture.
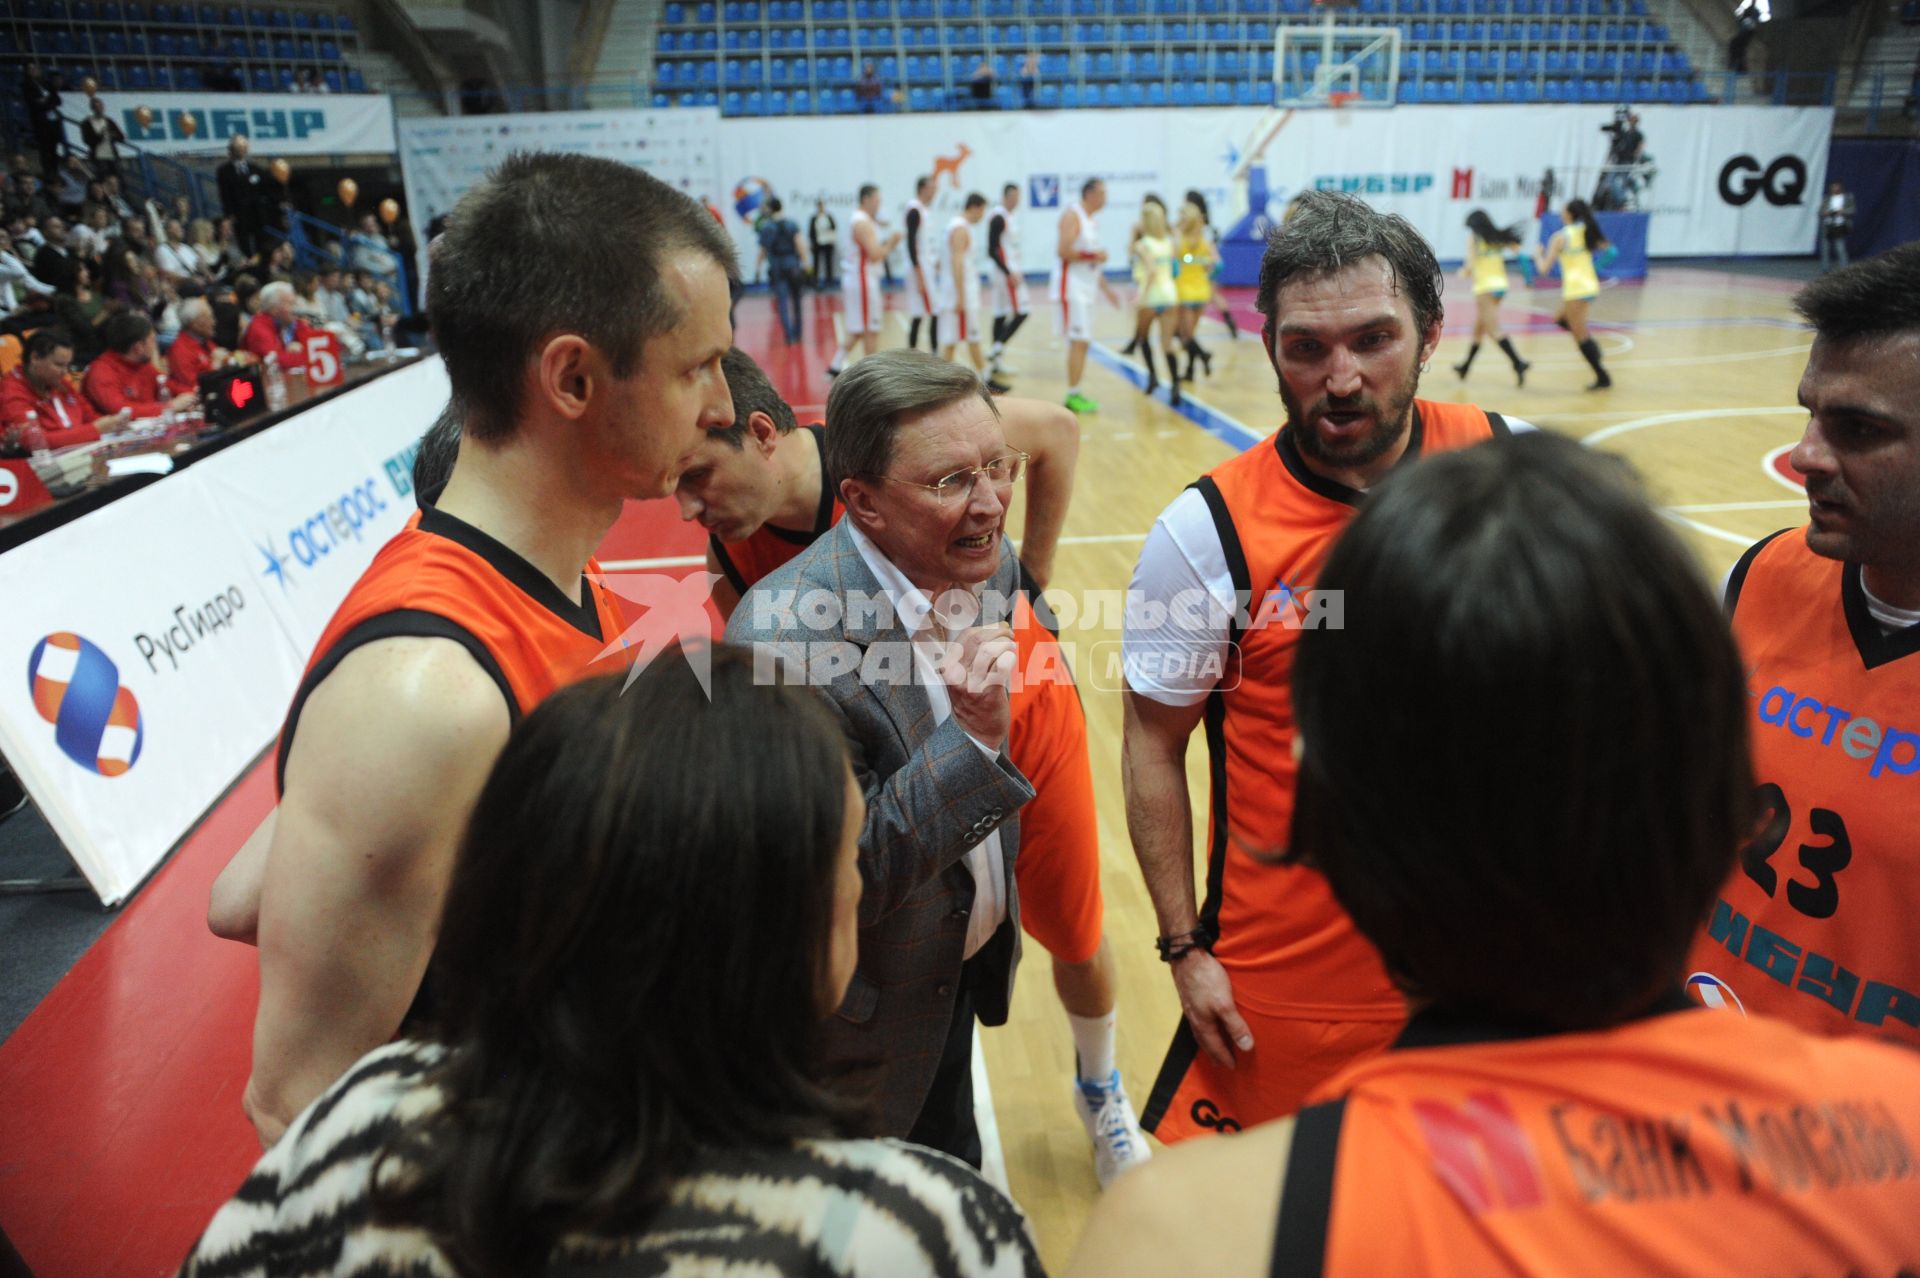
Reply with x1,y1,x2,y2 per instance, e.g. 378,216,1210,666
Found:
59,106,224,219
264,205,414,316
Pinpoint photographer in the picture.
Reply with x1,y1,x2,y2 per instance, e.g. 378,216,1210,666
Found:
1595,108,1644,211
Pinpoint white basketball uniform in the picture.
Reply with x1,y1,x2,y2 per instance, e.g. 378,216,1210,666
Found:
840,208,885,335
1051,202,1102,342
932,215,985,347
902,198,935,320
987,206,1023,319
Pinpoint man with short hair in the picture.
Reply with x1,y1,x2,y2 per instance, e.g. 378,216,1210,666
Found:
809,198,836,287
217,135,265,254
684,346,1146,1182
826,183,902,377
724,351,1031,1169
166,296,228,396
29,216,78,294
1054,177,1119,414
243,280,316,364
0,327,119,447
1121,190,1528,1144
1685,242,1920,1046
902,174,939,352
227,153,737,1145
82,311,198,418
986,182,1026,380
79,96,125,178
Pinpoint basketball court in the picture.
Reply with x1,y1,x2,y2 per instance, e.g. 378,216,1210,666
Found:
0,255,1820,1274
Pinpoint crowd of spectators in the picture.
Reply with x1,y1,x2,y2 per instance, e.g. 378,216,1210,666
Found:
0,141,403,455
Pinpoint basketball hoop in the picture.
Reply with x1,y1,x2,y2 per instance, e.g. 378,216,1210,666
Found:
1326,90,1358,108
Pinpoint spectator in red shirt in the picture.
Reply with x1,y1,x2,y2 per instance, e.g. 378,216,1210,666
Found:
0,327,117,450
166,296,228,396
243,279,315,363
83,312,199,419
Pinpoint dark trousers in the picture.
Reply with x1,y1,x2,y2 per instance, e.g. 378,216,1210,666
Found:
812,242,836,286
771,269,804,343
905,959,983,1169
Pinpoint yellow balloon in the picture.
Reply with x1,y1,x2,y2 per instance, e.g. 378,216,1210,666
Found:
337,177,359,208
178,113,198,138
133,105,154,128
81,76,99,95
270,157,291,184
378,197,400,225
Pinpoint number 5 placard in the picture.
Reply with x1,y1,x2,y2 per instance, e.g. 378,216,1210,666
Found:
304,331,344,388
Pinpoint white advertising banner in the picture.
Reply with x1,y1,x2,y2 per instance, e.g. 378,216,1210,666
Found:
397,108,722,286
0,358,450,904
71,91,397,156
713,103,1830,264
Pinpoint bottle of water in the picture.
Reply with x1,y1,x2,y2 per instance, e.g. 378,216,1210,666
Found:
264,353,288,411
22,411,50,468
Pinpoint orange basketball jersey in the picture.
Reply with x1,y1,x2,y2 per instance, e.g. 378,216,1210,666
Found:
1273,1000,1920,1275
1685,530,1920,1044
710,426,841,597
1190,401,1511,1021
275,505,627,794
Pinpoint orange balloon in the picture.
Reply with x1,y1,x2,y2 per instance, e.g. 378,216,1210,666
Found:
81,76,99,95
270,157,291,184
178,113,198,138
378,197,400,225
337,177,359,208
133,105,154,128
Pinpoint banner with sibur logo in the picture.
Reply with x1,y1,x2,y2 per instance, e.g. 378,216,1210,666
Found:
0,358,449,904
71,91,396,156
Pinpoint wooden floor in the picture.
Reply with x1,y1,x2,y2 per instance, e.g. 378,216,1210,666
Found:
0,266,1819,1276
966,265,1816,1270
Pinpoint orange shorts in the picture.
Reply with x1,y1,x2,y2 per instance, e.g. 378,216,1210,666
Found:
1140,1007,1401,1142
1006,621,1104,966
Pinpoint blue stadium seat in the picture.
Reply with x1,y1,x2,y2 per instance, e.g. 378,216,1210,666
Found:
660,61,680,84
1147,81,1167,104
1102,82,1122,105
346,68,366,91
747,89,766,113
96,65,120,89
667,2,686,20
127,63,151,88
724,89,743,112
1038,81,1060,105
654,92,672,106
793,87,812,111
1061,81,1083,106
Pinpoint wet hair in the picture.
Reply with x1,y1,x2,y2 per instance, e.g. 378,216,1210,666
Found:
708,345,799,450
1792,241,1920,344
1465,209,1522,249
371,648,862,1278
427,151,737,444
1289,432,1753,1031
822,348,997,489
1565,198,1608,251
1256,189,1444,349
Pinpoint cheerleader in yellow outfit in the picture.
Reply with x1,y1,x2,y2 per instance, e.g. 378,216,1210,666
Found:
1173,199,1218,382
1452,209,1531,386
1537,198,1612,390
1130,199,1182,406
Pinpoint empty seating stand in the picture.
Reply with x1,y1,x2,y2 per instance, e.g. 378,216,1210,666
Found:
0,2,365,109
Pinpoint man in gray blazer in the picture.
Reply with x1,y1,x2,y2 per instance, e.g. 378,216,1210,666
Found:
724,351,1032,1166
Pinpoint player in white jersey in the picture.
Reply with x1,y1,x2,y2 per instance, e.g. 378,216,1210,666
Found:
901,174,938,352
986,183,1027,379
828,183,902,377
1053,177,1118,414
932,193,1008,393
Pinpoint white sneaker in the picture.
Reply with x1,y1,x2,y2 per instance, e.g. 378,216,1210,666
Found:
990,357,1020,376
1074,1069,1152,1187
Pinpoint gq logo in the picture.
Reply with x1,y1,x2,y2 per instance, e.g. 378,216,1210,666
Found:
1718,154,1807,207
27,632,145,776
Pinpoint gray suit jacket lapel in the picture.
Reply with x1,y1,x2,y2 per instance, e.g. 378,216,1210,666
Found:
823,520,935,748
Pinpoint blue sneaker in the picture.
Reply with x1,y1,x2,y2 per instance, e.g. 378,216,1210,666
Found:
1073,1069,1151,1187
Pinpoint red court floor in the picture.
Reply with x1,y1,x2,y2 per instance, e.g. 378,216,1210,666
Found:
0,292,848,1278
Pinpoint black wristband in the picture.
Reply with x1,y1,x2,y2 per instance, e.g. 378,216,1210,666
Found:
1156,925,1216,962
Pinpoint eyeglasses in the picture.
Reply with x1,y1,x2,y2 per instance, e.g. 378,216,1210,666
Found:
867,451,1028,503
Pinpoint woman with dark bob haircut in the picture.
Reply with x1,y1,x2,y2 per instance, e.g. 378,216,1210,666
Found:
185,644,1045,1278
1069,433,1920,1277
